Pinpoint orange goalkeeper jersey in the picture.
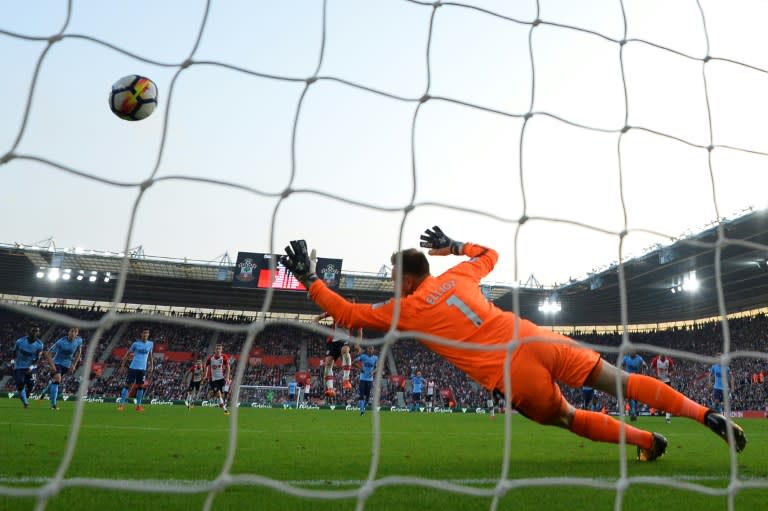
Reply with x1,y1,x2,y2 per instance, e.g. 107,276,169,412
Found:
309,243,567,392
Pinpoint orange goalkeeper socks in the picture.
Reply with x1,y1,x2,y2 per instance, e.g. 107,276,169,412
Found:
627,374,708,423
570,409,653,449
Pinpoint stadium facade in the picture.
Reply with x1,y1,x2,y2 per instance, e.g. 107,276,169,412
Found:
2,208,768,326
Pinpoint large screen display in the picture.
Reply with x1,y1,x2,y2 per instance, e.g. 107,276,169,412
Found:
232,252,342,291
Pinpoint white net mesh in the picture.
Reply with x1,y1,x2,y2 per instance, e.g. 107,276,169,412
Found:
2,1,768,510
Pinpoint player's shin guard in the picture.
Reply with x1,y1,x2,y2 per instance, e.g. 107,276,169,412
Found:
324,366,335,391
136,388,144,406
20,387,28,406
50,382,59,407
120,387,128,404
627,374,708,423
359,399,365,414
342,352,352,381
570,409,653,449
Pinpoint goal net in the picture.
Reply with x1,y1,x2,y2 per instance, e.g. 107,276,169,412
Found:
2,1,768,510
238,385,298,408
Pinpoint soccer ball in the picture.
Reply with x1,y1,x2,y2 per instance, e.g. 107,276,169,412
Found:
109,75,158,121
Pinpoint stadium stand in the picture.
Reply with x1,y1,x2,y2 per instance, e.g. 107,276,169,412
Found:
3,213,768,409
3,305,767,411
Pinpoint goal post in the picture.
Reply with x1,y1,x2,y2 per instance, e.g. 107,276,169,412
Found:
238,384,301,408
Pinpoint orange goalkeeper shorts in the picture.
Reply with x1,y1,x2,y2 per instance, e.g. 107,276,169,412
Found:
501,329,602,424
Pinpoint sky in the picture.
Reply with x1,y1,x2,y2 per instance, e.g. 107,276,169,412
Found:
2,0,768,289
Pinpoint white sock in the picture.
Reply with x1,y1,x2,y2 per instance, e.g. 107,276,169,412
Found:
342,352,352,381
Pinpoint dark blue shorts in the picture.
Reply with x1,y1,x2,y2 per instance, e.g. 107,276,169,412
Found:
126,368,146,386
713,388,724,403
412,392,422,401
54,364,70,376
359,380,373,401
13,369,33,387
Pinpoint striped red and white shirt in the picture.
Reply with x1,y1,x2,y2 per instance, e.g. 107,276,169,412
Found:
206,354,230,381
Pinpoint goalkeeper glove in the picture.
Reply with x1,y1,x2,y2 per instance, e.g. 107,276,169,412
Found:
419,226,464,255
280,240,318,286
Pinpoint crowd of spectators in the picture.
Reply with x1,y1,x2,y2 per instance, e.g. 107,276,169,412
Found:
2,305,767,411
393,338,486,409
563,313,768,413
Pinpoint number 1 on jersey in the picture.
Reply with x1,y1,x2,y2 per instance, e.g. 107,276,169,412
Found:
446,294,483,327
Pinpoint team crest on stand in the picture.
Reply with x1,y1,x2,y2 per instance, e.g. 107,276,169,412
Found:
236,258,256,282
320,263,339,286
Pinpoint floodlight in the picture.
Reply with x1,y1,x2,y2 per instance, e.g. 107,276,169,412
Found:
682,270,699,292
538,300,562,313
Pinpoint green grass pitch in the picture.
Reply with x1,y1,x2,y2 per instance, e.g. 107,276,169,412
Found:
0,399,766,511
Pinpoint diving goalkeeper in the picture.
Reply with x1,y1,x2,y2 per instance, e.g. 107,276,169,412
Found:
280,226,746,461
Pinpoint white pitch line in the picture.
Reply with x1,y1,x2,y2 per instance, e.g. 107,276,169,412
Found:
0,475,750,487
0,421,507,436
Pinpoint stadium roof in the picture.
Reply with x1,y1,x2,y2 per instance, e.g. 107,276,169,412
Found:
2,209,768,326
